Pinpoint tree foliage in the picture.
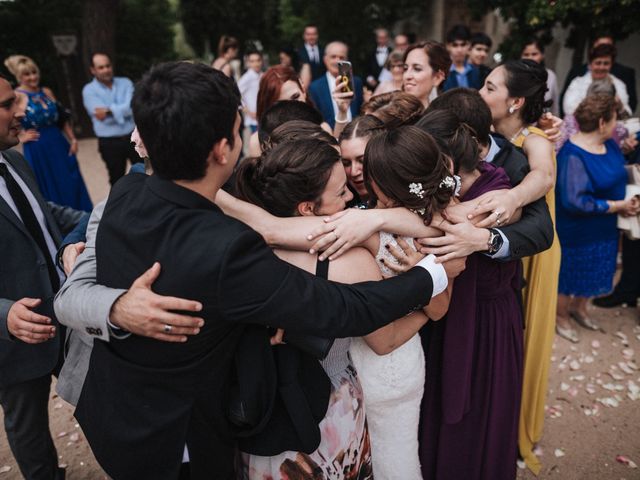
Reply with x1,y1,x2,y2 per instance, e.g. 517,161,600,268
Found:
179,0,423,73
468,0,640,61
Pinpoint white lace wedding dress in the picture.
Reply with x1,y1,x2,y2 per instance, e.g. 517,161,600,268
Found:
349,232,425,480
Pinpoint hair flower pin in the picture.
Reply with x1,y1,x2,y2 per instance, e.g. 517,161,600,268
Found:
409,182,425,199
439,176,456,191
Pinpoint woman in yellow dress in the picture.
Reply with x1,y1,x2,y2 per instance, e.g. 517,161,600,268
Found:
479,59,561,474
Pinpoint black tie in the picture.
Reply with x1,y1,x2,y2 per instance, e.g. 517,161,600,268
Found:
0,162,60,291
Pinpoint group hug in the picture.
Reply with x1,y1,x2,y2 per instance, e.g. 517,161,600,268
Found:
1,35,636,480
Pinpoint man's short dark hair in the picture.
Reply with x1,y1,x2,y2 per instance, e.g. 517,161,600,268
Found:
426,87,492,146
258,100,323,144
446,25,471,44
132,62,240,180
470,32,492,49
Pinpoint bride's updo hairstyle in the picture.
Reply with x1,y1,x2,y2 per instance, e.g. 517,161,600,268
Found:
364,126,454,225
502,59,550,124
236,137,341,217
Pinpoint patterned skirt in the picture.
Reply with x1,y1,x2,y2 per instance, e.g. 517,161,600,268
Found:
238,363,373,480
558,239,618,297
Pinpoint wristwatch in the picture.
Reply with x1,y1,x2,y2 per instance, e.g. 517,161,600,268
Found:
486,228,504,255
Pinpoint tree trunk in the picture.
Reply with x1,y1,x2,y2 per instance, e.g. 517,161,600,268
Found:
82,0,119,77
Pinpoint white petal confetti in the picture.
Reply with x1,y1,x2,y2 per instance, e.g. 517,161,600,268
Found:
616,455,638,468
570,360,581,370
591,340,600,348
0,466,11,474
554,448,566,457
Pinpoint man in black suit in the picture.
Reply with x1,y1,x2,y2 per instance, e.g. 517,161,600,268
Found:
419,88,554,260
75,62,456,480
0,76,85,479
560,35,637,115
298,24,325,81
366,28,392,90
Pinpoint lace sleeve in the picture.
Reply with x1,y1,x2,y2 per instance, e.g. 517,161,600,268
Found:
557,152,609,215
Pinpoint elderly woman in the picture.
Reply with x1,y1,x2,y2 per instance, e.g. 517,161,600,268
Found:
555,94,640,342
373,50,404,95
563,44,631,116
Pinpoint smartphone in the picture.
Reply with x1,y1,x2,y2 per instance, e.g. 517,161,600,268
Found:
337,61,354,93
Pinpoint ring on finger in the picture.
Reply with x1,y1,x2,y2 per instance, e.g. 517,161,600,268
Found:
163,324,172,333
496,218,502,226
493,210,502,218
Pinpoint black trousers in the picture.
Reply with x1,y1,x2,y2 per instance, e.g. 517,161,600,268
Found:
613,236,640,298
98,135,141,185
0,375,64,480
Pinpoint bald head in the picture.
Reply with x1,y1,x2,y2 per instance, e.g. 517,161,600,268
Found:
324,42,348,76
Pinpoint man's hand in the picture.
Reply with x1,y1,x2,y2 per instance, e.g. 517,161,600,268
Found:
417,220,489,262
109,262,204,342
61,242,86,275
94,107,110,121
7,298,55,344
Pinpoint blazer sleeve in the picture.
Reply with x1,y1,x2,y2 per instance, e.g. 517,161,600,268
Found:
498,196,554,260
54,201,127,342
219,229,434,337
47,202,88,237
0,298,16,340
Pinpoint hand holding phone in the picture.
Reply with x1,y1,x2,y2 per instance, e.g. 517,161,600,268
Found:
337,61,354,93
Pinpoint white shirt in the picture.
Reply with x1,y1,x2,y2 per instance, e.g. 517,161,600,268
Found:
376,47,388,67
305,43,320,63
563,72,630,116
237,69,262,128
326,71,352,122
0,152,64,284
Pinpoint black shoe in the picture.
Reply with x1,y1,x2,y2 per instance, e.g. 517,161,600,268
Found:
593,292,637,308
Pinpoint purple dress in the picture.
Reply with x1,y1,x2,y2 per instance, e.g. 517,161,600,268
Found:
419,163,524,480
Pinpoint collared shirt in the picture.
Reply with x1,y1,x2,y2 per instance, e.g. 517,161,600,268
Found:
482,134,502,164
237,69,262,127
376,47,388,67
305,43,320,63
0,152,64,284
449,62,475,89
82,76,135,137
326,71,352,122
480,134,510,260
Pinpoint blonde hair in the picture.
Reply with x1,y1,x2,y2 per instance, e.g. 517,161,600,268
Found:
4,55,39,83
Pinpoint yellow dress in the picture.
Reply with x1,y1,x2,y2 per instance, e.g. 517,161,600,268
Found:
513,126,561,474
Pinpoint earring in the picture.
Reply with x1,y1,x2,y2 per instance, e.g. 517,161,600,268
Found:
508,105,515,114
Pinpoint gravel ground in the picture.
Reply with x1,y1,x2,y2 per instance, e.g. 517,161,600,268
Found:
1,139,639,479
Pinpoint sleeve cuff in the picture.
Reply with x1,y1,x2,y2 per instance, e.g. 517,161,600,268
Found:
415,254,448,297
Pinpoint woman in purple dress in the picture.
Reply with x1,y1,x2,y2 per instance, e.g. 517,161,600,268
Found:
417,110,524,480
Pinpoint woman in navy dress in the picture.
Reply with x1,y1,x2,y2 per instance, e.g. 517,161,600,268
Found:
556,93,639,341
4,55,92,211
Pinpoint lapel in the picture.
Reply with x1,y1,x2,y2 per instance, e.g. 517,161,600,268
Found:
1,149,61,244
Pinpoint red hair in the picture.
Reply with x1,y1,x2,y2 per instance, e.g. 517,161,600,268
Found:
256,66,307,123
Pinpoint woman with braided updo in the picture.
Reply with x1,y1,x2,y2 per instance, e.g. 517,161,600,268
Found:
235,127,453,479
480,59,562,474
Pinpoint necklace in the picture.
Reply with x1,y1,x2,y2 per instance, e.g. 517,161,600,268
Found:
509,127,525,143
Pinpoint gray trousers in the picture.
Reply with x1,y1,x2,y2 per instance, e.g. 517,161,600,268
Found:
0,375,64,480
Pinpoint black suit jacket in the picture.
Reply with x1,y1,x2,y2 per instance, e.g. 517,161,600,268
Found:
298,44,325,80
560,62,637,114
0,149,85,388
366,46,392,87
76,173,435,480
489,134,554,259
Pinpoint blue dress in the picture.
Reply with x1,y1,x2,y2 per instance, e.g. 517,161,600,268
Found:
19,89,92,211
555,139,627,296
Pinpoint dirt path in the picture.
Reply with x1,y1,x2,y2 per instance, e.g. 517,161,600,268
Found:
1,139,639,479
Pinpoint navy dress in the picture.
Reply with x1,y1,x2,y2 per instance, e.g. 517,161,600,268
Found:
19,89,92,211
556,139,627,296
